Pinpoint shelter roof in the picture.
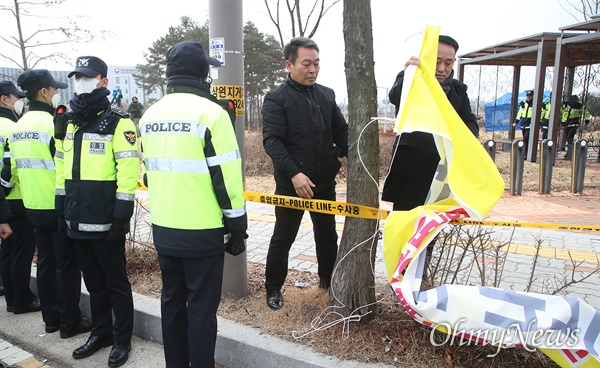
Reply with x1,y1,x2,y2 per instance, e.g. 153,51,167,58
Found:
458,29,600,68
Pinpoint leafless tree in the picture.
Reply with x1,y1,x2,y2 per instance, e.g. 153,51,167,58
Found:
0,0,103,70
264,0,341,47
329,0,379,318
559,0,600,22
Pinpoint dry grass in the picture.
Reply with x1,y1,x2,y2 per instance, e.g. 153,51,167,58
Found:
127,128,600,368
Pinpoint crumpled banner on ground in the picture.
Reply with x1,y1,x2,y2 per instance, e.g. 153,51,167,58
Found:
382,25,599,367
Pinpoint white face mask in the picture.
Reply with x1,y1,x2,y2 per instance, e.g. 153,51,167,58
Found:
74,77,100,95
51,92,62,108
13,99,24,115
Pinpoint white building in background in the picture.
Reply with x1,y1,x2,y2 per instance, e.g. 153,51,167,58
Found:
106,65,162,107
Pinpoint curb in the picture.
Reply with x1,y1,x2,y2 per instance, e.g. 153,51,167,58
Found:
1,270,391,368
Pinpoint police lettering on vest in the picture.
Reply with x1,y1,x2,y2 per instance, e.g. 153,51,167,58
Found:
144,121,191,134
11,131,40,141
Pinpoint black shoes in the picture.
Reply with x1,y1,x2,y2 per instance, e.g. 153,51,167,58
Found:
60,317,93,339
45,322,60,333
108,342,131,367
72,335,113,359
266,289,283,310
13,299,41,314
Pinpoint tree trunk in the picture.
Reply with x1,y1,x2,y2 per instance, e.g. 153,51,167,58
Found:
330,0,379,318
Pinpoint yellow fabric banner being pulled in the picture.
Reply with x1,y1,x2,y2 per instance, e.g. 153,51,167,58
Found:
383,25,599,367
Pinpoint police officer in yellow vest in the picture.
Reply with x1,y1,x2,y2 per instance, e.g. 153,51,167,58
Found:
56,56,138,367
513,90,534,159
0,80,37,313
13,70,91,335
139,41,247,368
561,95,590,160
540,94,551,140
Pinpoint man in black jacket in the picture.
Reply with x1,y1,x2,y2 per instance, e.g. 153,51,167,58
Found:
382,35,478,211
262,37,348,310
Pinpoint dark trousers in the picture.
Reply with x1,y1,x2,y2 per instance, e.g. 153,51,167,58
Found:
265,186,338,291
522,127,531,158
0,218,35,308
75,238,133,342
35,226,82,327
564,125,578,158
158,253,224,368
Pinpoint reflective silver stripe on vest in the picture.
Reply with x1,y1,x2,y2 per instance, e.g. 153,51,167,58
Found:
3,151,11,158
55,188,66,196
15,158,55,170
144,157,209,174
141,120,207,138
64,133,74,140
0,136,6,145
83,133,113,141
10,131,52,144
115,150,139,159
66,220,111,232
115,192,135,201
54,150,64,159
1,179,13,188
222,207,246,218
206,149,241,167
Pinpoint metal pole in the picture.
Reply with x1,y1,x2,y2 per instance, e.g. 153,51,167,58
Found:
571,139,588,194
510,139,524,195
539,139,554,194
209,0,247,297
482,139,496,162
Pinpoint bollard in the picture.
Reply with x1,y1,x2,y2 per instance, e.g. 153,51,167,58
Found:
510,140,524,195
571,139,588,193
539,139,554,194
483,139,496,161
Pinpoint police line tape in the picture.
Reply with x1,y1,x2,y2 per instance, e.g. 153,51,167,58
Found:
136,183,599,232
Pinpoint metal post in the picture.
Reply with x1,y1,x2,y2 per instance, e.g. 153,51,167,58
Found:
539,139,554,194
482,139,496,161
510,139,524,195
209,0,247,297
571,139,588,194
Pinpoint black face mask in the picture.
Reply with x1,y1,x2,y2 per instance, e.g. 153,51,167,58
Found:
69,87,111,123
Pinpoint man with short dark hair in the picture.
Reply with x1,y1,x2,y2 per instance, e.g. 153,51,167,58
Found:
262,37,348,310
383,35,478,211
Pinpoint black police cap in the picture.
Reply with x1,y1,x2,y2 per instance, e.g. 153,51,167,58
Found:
166,41,221,79
17,69,68,94
68,56,108,78
0,80,26,98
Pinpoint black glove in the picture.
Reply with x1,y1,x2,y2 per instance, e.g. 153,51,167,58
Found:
58,216,68,239
225,237,246,256
106,219,129,247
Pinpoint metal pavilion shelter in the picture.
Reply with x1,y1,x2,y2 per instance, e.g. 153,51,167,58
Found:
456,19,600,161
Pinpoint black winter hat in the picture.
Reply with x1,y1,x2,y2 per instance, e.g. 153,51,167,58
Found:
17,69,68,94
68,56,108,78
165,41,221,79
